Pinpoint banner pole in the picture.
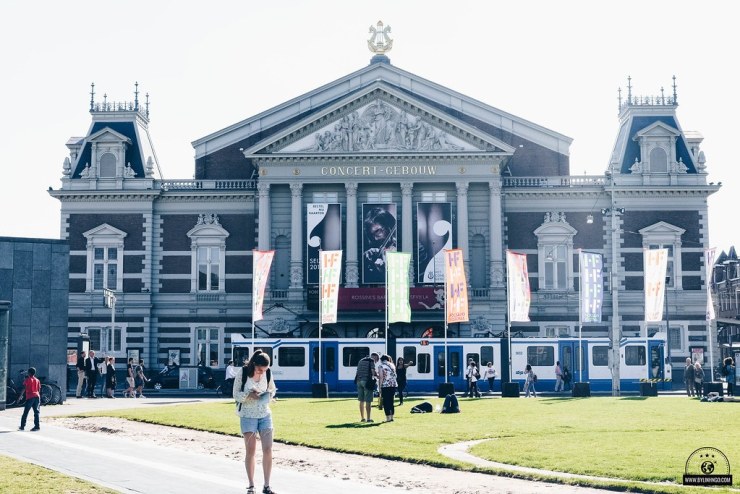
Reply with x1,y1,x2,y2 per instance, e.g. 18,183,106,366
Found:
318,249,322,384
578,250,583,383
251,250,256,358
385,251,389,357
506,254,512,383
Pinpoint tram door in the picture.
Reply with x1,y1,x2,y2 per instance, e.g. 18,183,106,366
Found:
648,341,671,389
559,341,588,383
435,345,464,390
311,342,338,389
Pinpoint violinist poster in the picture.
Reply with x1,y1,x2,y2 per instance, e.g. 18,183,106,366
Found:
362,203,397,284
307,203,342,285
417,202,452,284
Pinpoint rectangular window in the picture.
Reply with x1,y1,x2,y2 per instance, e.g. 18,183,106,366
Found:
526,346,555,366
277,347,305,367
625,345,646,366
544,245,567,289
669,326,682,351
466,353,479,366
342,347,369,367
592,346,609,366
481,346,494,366
197,247,221,292
196,328,221,367
437,351,445,377
86,326,122,353
421,191,446,202
92,246,119,291
402,346,417,366
325,347,335,372
313,192,339,203
417,353,431,374
367,192,393,203
449,351,460,377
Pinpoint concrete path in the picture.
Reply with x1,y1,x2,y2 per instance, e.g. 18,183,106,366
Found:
0,398,400,494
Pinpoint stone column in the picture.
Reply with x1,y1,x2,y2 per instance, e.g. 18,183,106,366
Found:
456,182,470,282
290,183,303,289
345,182,359,287
257,182,270,251
489,179,504,287
401,182,414,285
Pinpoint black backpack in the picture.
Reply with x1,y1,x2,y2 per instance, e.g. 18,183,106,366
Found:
441,394,460,413
410,401,433,413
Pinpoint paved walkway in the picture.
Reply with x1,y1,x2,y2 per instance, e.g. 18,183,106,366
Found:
0,398,400,494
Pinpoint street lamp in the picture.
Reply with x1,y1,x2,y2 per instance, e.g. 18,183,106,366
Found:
602,206,624,396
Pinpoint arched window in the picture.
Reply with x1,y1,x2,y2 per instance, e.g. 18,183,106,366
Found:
649,147,668,173
99,153,116,178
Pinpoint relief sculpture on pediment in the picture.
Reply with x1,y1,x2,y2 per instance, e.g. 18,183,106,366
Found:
299,100,467,153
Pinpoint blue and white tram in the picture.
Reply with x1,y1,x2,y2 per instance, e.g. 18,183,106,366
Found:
230,333,671,394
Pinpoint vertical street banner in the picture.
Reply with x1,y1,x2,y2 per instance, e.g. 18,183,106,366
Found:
320,250,342,324
444,249,469,323
386,252,411,323
705,247,717,321
506,250,531,322
579,251,603,323
362,203,398,284
417,202,452,284
644,248,668,322
306,203,342,285
252,250,274,323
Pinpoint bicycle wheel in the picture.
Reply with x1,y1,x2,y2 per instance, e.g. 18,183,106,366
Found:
5,386,17,407
50,384,63,405
40,384,53,405
15,389,26,407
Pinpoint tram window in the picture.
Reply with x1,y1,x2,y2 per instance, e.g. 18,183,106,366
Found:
481,346,494,365
592,346,609,366
278,347,305,367
403,346,416,365
326,347,335,372
625,345,646,366
466,353,480,366
343,346,370,367
417,353,431,373
257,347,273,365
449,351,461,377
437,352,445,377
526,346,554,366
233,347,249,366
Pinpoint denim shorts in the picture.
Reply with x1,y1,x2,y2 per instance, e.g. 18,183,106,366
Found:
240,414,273,434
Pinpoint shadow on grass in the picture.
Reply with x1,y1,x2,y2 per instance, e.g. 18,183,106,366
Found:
326,422,382,429
307,398,353,404
619,396,649,401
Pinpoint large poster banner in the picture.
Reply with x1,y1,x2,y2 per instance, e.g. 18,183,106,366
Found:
386,252,411,323
417,202,452,284
644,248,668,322
362,203,398,284
444,249,469,323
506,250,531,322
320,250,342,324
705,248,717,321
306,203,341,285
252,250,274,323
579,251,603,323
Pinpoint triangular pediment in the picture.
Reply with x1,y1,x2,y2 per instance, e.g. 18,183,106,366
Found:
638,221,685,237
241,84,515,157
634,121,680,139
187,214,230,239
83,223,128,239
87,127,132,144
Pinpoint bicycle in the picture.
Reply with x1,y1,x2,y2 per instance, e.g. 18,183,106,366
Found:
5,371,28,408
39,376,64,405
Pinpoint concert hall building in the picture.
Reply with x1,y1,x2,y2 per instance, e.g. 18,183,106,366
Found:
49,34,720,376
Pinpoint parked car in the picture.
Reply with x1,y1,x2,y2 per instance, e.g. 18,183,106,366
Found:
146,365,216,390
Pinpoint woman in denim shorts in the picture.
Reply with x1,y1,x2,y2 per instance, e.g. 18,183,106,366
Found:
233,350,277,494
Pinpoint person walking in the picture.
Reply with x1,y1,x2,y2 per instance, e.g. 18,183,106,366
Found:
223,359,237,398
481,362,497,393
105,357,117,398
233,350,278,494
554,361,564,392
377,355,398,422
85,350,98,398
18,367,41,431
134,360,149,398
683,357,695,397
97,355,108,396
465,361,481,398
722,357,736,396
395,357,413,405
693,362,704,397
75,350,87,398
524,364,537,398
124,358,136,398
354,352,378,423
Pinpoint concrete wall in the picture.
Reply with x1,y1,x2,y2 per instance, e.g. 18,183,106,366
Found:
0,237,69,395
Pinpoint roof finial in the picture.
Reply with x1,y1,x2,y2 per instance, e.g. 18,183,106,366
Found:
145,92,150,118
660,86,665,105
617,86,622,112
672,75,678,105
134,81,139,110
627,75,632,105
103,93,108,109
90,82,95,111
368,20,393,55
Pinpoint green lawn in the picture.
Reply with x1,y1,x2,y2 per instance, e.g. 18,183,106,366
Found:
78,396,740,493
0,455,117,494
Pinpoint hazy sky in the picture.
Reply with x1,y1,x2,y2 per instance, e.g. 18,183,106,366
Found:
1,1,736,253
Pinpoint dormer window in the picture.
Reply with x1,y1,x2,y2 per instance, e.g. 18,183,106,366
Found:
648,147,668,173
99,153,116,177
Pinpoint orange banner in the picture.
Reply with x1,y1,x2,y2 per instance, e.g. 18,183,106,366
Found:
444,249,469,323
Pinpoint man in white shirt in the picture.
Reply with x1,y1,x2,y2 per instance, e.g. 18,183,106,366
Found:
223,360,237,397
